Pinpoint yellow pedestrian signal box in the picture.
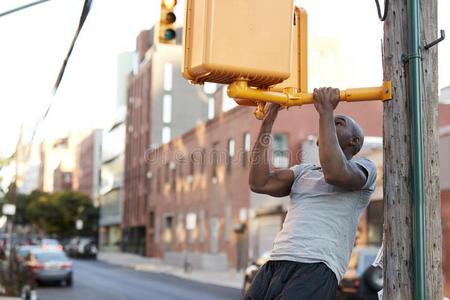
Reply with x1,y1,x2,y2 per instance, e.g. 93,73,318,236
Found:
270,7,307,93
182,0,392,119
159,0,178,44
182,0,295,88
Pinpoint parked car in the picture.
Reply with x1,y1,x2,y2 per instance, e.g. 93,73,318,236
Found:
337,247,383,300
242,251,271,295
25,249,73,287
66,237,97,259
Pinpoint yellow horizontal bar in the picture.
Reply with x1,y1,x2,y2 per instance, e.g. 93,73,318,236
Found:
228,80,392,108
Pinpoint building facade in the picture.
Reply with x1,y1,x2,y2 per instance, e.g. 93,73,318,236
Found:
39,133,83,193
145,99,384,271
77,129,102,202
98,52,133,252
123,28,209,255
99,119,126,251
53,164,73,192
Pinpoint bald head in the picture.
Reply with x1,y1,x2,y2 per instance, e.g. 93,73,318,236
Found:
335,115,365,156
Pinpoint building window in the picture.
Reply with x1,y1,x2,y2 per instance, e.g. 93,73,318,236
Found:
164,63,173,91
163,95,172,124
201,149,206,173
272,133,289,168
203,82,217,94
222,87,237,112
224,205,232,242
227,138,235,174
178,157,185,178
199,210,205,243
367,200,384,246
208,97,215,120
243,132,251,168
149,211,155,229
164,215,174,251
162,126,171,144
189,153,195,176
165,163,170,183
171,162,176,192
212,143,219,179
157,168,161,193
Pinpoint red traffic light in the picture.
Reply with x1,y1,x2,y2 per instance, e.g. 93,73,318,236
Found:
165,12,176,24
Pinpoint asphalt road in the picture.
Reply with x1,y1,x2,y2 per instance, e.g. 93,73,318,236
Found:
37,260,241,300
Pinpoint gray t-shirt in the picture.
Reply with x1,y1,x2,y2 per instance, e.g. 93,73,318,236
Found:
270,157,377,282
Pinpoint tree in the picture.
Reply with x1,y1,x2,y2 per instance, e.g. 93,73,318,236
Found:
25,190,98,238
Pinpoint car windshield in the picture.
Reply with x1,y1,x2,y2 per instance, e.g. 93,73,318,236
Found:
35,252,68,262
42,239,59,245
18,248,32,257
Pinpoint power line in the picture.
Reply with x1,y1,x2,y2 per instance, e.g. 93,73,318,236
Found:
0,0,52,18
28,0,93,143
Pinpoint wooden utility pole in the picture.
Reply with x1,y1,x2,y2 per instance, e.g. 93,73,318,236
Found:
383,0,442,299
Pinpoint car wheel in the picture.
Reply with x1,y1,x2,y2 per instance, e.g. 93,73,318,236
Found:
363,265,383,292
335,289,346,300
66,275,73,287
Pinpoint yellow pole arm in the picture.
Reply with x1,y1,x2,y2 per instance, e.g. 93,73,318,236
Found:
227,79,393,119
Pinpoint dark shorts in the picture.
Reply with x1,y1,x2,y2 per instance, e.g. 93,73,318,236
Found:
243,260,338,300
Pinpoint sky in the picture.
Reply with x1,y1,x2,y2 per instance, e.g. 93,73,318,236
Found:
0,0,449,161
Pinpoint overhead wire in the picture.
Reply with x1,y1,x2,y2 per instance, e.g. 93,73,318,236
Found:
374,0,389,21
28,0,93,143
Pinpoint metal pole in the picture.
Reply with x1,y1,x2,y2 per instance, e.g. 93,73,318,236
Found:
409,0,426,299
7,218,13,257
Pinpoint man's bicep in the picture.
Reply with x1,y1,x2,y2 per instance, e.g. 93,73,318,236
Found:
264,169,295,197
334,162,367,190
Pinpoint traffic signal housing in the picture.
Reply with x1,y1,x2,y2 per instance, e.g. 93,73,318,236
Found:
182,0,295,88
181,0,392,119
159,0,177,44
270,7,308,94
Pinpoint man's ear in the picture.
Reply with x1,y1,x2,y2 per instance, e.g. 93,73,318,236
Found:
349,137,360,154
349,136,360,147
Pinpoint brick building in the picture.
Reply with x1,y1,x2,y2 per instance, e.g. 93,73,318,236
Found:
77,129,102,202
53,165,73,192
439,103,450,294
123,28,210,255
145,98,384,271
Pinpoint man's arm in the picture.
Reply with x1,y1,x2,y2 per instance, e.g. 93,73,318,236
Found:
313,88,367,190
249,104,295,197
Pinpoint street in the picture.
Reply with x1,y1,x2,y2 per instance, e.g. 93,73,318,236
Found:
37,260,241,300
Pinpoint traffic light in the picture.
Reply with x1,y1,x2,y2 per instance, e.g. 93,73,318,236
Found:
182,0,295,88
159,0,177,44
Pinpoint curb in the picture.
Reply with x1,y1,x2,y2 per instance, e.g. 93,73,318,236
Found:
97,254,243,290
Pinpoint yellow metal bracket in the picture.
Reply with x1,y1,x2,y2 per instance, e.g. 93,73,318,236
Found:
227,80,393,120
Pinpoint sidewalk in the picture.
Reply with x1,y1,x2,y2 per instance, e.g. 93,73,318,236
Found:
98,252,244,290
